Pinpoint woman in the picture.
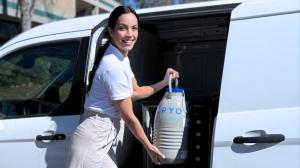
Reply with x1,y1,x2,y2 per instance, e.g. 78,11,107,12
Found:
68,6,179,168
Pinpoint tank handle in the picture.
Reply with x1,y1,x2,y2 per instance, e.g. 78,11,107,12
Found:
168,74,178,93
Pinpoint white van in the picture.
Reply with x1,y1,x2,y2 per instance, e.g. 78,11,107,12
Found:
0,0,299,167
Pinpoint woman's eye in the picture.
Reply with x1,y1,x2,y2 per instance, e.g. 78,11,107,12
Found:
119,27,126,30
132,27,138,31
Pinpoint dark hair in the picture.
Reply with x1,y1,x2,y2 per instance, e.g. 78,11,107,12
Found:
87,42,109,92
108,6,139,29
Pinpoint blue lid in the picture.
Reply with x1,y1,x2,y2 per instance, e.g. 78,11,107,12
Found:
166,88,184,92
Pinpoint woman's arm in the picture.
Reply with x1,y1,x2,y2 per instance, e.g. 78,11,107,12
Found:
131,78,166,101
114,97,165,165
132,68,179,101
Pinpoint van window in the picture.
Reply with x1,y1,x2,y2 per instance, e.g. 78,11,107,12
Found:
0,42,79,118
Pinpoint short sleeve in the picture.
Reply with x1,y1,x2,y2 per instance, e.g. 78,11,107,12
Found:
104,68,131,100
129,67,135,79
124,57,135,79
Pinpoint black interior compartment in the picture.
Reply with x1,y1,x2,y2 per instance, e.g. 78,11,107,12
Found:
140,97,218,168
130,14,229,99
126,12,231,168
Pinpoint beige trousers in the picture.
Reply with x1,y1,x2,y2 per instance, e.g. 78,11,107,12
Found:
68,110,120,168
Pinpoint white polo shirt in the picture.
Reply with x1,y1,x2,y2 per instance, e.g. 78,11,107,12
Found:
84,43,135,118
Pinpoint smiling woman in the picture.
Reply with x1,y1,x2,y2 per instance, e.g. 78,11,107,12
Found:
67,6,179,168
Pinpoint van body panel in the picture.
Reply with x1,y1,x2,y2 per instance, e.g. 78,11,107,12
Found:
212,108,300,168
231,0,300,20
0,115,79,167
220,13,300,113
219,13,300,113
214,0,300,167
213,108,300,167
214,108,300,141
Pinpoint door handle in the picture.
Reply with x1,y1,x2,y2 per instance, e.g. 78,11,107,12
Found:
233,134,285,144
36,134,66,141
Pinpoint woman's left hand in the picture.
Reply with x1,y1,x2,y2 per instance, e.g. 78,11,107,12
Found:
146,144,165,165
163,68,179,86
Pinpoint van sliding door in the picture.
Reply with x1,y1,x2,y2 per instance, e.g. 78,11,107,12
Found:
214,0,300,168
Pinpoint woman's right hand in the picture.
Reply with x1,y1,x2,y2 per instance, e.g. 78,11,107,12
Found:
146,144,165,165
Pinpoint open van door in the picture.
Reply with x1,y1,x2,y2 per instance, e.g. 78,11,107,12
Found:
213,0,300,167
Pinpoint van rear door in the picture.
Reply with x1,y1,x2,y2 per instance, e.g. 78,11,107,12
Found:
213,0,300,167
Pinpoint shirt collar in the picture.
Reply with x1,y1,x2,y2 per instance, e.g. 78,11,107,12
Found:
104,43,126,61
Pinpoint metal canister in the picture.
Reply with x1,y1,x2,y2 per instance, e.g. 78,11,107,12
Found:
153,76,188,164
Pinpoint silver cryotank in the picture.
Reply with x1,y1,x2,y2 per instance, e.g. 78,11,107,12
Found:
153,77,189,164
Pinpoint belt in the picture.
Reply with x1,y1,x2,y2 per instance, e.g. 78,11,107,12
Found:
82,109,121,123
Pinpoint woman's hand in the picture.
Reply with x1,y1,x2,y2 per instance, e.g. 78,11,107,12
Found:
145,143,165,165
131,68,179,101
163,68,179,86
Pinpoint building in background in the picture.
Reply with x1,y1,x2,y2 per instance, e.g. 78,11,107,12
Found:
76,0,120,17
118,0,210,9
0,0,120,45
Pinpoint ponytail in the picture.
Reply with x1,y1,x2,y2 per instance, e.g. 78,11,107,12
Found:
87,42,110,92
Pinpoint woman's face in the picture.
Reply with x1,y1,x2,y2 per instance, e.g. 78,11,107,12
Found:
109,13,138,56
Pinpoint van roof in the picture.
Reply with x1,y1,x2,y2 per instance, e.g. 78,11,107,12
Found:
137,0,243,14
0,14,109,51
0,0,243,51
